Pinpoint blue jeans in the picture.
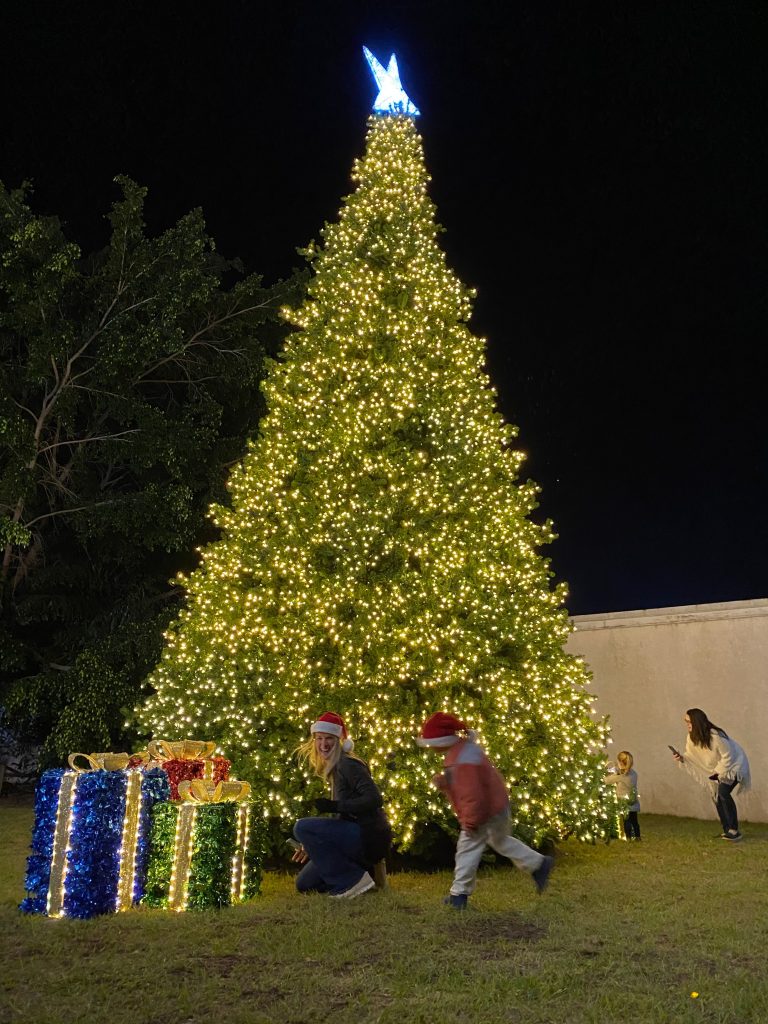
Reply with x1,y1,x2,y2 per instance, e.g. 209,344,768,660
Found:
293,817,368,896
716,780,740,833
623,811,641,840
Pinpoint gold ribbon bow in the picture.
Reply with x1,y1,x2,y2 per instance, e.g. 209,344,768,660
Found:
177,779,251,803
68,752,131,772
147,739,217,762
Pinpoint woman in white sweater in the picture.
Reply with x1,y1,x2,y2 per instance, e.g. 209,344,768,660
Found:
672,708,751,841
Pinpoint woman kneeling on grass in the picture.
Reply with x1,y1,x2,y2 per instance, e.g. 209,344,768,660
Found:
672,708,751,842
291,712,392,899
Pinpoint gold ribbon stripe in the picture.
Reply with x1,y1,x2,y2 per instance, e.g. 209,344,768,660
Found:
168,804,197,912
230,804,250,902
115,771,144,912
46,772,78,918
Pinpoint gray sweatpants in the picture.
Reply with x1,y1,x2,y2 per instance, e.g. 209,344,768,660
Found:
450,808,544,896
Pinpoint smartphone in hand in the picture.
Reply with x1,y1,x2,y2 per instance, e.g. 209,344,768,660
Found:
286,837,308,864
668,745,680,757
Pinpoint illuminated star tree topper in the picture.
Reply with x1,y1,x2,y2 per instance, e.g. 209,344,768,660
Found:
363,45,420,116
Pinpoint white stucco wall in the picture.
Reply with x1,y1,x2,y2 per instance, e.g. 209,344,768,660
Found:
566,599,768,823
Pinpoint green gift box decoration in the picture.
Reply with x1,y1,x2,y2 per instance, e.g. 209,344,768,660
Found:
142,779,265,911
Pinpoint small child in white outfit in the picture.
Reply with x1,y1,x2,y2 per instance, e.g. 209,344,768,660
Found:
604,750,640,840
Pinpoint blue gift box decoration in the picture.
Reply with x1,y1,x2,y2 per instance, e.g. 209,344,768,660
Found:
20,753,170,919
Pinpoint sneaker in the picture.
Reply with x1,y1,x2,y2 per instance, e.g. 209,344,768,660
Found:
329,872,376,899
532,855,554,894
443,893,468,910
723,831,743,842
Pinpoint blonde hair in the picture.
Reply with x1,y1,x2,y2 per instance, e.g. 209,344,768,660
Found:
616,750,634,774
296,733,342,782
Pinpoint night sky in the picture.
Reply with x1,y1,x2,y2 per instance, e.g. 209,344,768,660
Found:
3,1,766,615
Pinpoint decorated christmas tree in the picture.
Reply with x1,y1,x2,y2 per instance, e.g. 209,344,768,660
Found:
138,49,614,848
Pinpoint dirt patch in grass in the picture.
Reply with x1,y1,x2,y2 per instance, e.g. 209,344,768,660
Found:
395,902,427,915
228,912,298,928
328,951,396,975
185,953,272,977
453,915,547,944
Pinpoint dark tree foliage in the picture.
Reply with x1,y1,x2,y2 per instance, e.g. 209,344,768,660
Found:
0,177,304,762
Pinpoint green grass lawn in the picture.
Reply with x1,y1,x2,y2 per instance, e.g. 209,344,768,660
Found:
2,800,767,1024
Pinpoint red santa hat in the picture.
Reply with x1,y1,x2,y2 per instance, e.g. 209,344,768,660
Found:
415,712,475,748
310,712,354,752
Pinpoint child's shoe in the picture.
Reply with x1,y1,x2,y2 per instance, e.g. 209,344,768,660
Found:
532,855,554,894
443,893,468,910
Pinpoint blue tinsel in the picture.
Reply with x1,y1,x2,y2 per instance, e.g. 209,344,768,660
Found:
62,770,126,919
20,765,171,918
19,769,65,915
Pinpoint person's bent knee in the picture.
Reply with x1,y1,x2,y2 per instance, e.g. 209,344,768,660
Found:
294,858,327,895
293,817,315,843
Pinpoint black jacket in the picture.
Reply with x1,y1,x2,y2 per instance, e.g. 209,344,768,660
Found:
332,754,392,863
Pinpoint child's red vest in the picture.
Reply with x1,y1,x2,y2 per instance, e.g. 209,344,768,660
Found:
435,739,509,831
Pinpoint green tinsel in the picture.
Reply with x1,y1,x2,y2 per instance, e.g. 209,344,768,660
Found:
142,801,265,910
142,803,177,908
186,804,236,910
243,812,268,900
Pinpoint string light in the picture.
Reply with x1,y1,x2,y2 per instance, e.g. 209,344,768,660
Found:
115,770,144,911
168,804,195,911
47,772,78,918
230,803,251,901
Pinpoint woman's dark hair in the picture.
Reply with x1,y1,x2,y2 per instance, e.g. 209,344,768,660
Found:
687,708,728,749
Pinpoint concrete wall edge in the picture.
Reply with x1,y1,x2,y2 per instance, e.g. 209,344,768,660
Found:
570,598,768,631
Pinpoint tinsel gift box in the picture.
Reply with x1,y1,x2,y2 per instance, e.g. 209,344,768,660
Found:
20,753,170,919
142,779,265,912
146,739,231,800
